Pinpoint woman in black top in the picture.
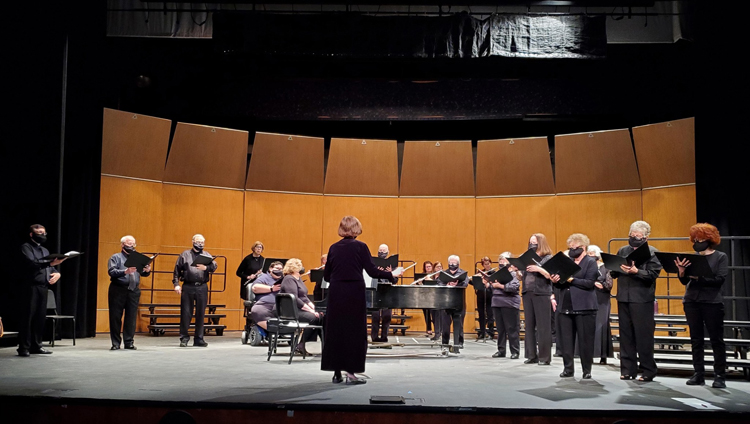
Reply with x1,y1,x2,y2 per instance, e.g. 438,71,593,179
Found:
587,245,614,364
551,234,599,379
475,256,496,340
675,223,729,388
521,233,554,365
237,241,265,299
278,258,322,356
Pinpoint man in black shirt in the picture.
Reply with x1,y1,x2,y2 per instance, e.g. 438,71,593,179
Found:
107,235,151,350
18,224,62,356
173,234,217,347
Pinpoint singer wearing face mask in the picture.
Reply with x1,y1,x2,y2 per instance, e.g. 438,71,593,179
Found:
371,244,393,342
550,234,598,379
249,261,283,331
173,234,218,347
18,224,63,357
491,253,521,359
521,233,554,365
675,223,729,388
107,235,151,350
278,258,322,356
609,220,663,382
439,255,469,346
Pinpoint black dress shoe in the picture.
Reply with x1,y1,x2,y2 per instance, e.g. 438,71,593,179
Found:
492,351,506,358
510,353,520,359
193,341,208,347
599,358,607,365
110,345,120,351
560,371,574,378
638,375,654,382
124,345,137,350
332,375,344,384
620,375,634,380
524,358,539,364
30,348,52,354
582,373,592,379
712,375,726,388
17,350,30,357
538,361,551,366
179,341,188,347
686,373,705,386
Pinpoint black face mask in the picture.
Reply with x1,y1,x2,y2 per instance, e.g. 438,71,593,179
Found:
528,243,538,251
193,243,204,253
122,245,135,254
568,247,584,259
628,236,646,248
271,269,283,277
693,241,710,252
299,267,305,275
448,264,458,271
377,252,388,259
32,234,47,244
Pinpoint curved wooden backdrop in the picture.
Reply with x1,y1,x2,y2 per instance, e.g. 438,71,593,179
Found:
101,108,171,181
99,112,698,334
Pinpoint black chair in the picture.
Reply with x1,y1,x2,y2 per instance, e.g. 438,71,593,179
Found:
46,289,75,347
266,293,324,364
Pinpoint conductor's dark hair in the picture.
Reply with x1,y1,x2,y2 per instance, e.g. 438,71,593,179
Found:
30,224,45,232
338,215,363,238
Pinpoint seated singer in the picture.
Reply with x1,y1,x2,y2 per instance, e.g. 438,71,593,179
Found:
250,261,283,330
439,255,468,346
279,258,322,356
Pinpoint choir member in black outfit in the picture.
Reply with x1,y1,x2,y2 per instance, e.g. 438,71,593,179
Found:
173,234,217,347
475,256,496,340
370,243,393,342
587,245,614,364
321,216,402,384
552,234,599,379
18,224,63,356
439,255,469,346
610,220,663,382
278,258,322,356
237,241,265,299
521,233,554,365
249,261,283,330
107,235,151,350
421,261,435,337
429,261,444,340
311,254,327,301
675,223,729,388
491,253,521,359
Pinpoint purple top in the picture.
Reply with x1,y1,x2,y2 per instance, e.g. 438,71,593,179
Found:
491,272,521,309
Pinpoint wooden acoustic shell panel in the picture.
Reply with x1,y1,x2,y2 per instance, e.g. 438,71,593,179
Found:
325,138,398,196
101,108,171,181
555,129,641,194
246,133,324,193
476,137,555,196
400,141,475,197
475,196,557,259
164,123,248,189
632,117,695,188
321,196,399,255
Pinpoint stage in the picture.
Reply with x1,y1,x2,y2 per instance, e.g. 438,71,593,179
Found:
1,332,749,423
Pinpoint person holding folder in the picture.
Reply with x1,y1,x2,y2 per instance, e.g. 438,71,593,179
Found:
587,245,614,364
491,253,521,359
173,234,217,347
237,241,265,300
675,223,729,388
610,221,662,381
370,244,394,343
475,256,496,341
551,234,598,379
18,224,62,356
249,261,283,331
439,255,469,346
107,235,151,350
521,233,554,365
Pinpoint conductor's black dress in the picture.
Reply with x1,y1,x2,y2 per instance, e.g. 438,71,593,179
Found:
321,237,394,373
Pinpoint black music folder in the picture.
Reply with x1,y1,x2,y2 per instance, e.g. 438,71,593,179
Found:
124,251,159,272
414,272,427,281
261,258,288,273
654,252,713,278
470,276,485,291
542,252,582,283
600,243,651,272
41,251,83,262
506,248,542,270
438,271,467,284
192,254,216,266
485,266,514,284
372,254,399,270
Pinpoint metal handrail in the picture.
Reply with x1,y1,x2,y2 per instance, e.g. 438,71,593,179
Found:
140,252,228,304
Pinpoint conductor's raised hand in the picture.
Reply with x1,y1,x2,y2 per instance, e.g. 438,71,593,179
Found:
391,267,404,278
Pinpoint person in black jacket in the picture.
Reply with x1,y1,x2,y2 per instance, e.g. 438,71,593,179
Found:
610,220,663,382
107,235,151,350
237,241,265,299
551,234,599,379
521,233,554,365
675,223,729,388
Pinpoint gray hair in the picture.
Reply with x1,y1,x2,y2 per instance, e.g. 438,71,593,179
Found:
587,245,602,258
120,235,135,244
192,234,205,242
566,233,590,248
448,255,460,264
499,252,512,261
629,221,651,237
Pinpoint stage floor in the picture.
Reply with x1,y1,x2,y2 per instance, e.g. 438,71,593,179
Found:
1,331,749,416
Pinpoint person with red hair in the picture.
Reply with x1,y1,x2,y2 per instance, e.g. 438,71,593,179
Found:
675,223,729,388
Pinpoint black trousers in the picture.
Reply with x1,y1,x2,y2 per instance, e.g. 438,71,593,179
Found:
18,284,48,353
559,312,596,375
371,308,392,340
108,283,140,347
617,301,657,378
476,288,495,336
684,302,726,375
441,309,466,345
180,283,208,342
422,308,433,332
297,310,323,344
430,309,441,334
522,293,552,363
492,306,520,355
